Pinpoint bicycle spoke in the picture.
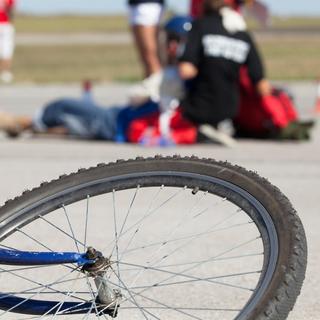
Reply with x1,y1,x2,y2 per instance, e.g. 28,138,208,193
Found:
110,185,166,257
120,261,258,291
84,195,90,251
15,228,53,252
126,206,243,290
0,265,54,274
0,266,87,304
115,235,261,310
117,185,140,261
121,216,249,259
131,270,261,290
111,270,158,320
111,190,121,285
38,215,85,252
153,236,261,289
108,274,243,319
84,275,100,318
106,276,203,320
122,190,210,260
0,275,88,303
62,205,81,254
0,267,81,317
100,185,165,254
126,187,189,287
148,208,243,268
156,252,263,269
14,228,76,272
120,306,240,311
40,273,82,319
131,291,203,320
3,291,90,296
55,301,90,316
115,186,185,256
0,244,18,250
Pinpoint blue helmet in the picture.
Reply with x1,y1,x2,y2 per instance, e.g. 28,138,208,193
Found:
164,16,193,38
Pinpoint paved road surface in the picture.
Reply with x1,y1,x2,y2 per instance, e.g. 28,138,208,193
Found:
0,83,319,319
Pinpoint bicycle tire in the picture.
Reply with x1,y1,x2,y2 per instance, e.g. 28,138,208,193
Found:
0,156,307,319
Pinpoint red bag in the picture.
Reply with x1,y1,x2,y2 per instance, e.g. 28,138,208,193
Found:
234,68,298,135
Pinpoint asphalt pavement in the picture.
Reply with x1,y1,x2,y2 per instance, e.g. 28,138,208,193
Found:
0,82,319,319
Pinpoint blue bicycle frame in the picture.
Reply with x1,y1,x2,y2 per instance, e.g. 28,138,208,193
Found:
0,248,99,315
0,248,92,266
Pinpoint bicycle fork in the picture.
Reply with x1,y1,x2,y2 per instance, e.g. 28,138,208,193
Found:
82,247,122,317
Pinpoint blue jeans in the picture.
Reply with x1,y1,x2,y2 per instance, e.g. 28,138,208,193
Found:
37,99,120,140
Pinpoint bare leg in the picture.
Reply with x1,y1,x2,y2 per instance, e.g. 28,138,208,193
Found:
0,59,12,71
0,111,70,138
131,25,162,78
0,59,13,83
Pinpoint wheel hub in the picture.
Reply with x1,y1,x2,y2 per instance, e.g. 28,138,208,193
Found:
82,247,122,318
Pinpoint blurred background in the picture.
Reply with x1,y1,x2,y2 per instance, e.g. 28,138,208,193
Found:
11,0,320,83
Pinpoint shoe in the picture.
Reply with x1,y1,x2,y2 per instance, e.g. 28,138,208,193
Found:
0,71,13,84
277,121,315,141
0,112,22,137
198,125,237,147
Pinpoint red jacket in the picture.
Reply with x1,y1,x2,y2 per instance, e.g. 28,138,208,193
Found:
127,108,198,145
0,0,15,23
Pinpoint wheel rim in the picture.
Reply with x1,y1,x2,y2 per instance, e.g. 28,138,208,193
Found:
0,172,279,319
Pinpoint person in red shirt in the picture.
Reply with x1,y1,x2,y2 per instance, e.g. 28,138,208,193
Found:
191,0,270,26
191,0,243,18
0,0,15,83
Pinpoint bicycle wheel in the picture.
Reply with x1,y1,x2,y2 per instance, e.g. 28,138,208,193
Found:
0,156,307,319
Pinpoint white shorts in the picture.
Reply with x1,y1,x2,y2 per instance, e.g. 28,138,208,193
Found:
129,3,164,26
0,23,15,59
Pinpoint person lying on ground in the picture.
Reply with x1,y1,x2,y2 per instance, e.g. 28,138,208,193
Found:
0,96,161,142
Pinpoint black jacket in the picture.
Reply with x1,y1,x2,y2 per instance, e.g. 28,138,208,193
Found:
180,12,264,126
